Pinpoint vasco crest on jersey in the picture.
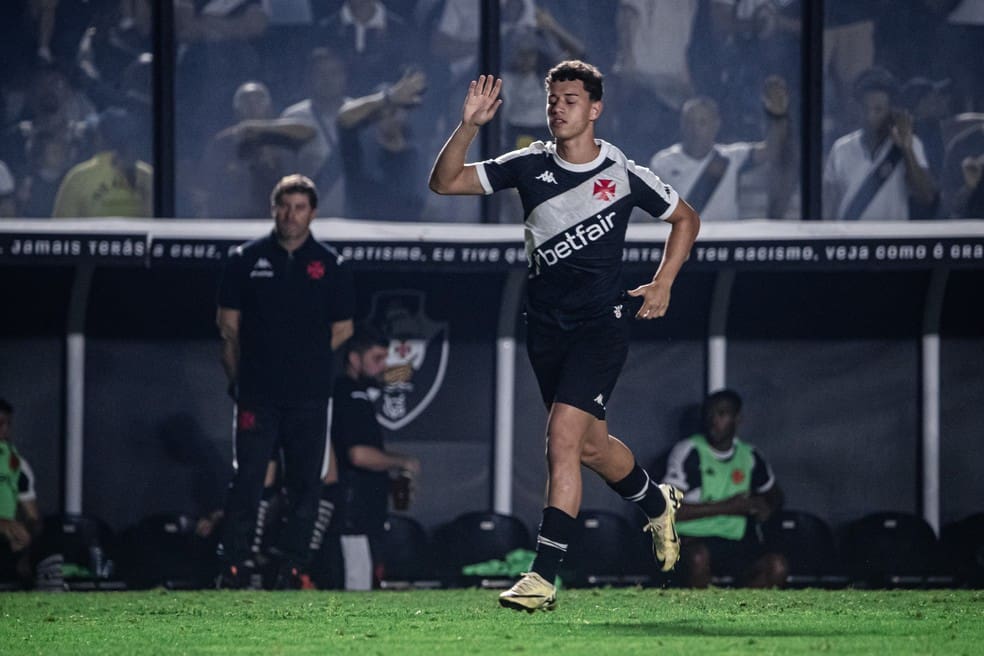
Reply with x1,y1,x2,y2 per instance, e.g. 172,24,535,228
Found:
366,290,449,431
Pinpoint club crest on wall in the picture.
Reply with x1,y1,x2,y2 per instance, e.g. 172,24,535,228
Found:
366,290,449,430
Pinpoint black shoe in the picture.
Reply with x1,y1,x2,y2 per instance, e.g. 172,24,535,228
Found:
216,561,255,589
272,562,315,590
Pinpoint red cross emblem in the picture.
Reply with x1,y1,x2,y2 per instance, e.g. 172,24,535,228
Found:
307,260,325,280
731,469,746,484
593,179,616,201
238,410,257,432
394,340,412,358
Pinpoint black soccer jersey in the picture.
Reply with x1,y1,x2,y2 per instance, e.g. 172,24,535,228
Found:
331,377,389,535
477,139,679,326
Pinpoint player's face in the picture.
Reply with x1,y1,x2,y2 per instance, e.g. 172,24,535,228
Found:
705,401,739,447
358,345,389,382
273,192,315,243
546,79,601,141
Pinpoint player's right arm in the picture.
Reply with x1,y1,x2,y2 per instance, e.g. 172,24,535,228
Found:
428,75,503,195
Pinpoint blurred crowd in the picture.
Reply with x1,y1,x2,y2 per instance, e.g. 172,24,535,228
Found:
0,0,982,221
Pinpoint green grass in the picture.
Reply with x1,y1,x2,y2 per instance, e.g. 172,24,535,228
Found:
1,588,981,655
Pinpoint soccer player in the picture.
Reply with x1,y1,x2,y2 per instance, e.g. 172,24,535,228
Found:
429,60,700,611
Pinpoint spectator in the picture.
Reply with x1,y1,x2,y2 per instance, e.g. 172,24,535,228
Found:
281,48,349,217
0,399,42,588
75,0,152,110
648,76,794,221
0,161,16,217
952,153,984,218
662,389,787,589
821,3,877,146
611,0,699,160
329,324,421,590
196,82,315,218
51,106,153,218
5,63,95,177
174,0,269,154
900,76,953,184
688,0,801,142
500,29,555,151
16,130,74,217
314,0,416,97
823,67,938,220
215,174,355,589
337,70,429,220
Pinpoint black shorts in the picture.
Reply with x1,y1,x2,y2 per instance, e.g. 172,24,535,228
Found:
526,310,630,420
682,530,767,579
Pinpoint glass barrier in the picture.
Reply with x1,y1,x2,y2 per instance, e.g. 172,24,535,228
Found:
2,1,981,222
822,0,984,221
0,1,153,219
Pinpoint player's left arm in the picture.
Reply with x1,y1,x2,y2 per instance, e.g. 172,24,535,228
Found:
628,199,700,319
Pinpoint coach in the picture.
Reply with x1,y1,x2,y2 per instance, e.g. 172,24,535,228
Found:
215,174,355,589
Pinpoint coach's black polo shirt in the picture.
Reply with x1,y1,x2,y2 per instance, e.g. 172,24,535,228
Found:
218,231,355,405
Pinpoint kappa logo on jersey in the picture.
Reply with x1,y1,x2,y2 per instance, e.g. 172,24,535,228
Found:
533,211,616,271
366,290,449,431
306,260,325,280
593,178,616,201
535,171,558,184
613,304,623,319
250,258,274,278
593,394,605,407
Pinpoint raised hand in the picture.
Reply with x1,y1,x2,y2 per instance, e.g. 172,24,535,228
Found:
389,69,428,107
462,75,503,129
761,75,789,117
891,109,915,151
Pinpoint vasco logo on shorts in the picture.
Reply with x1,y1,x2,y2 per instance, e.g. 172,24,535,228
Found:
534,211,615,270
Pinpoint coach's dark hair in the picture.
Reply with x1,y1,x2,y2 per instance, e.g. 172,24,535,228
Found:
545,60,603,101
0,398,12,415
704,389,742,415
344,323,389,360
271,174,319,209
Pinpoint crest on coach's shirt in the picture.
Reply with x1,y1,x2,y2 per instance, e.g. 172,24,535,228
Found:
366,290,449,431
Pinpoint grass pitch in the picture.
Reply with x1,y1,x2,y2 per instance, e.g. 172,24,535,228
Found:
1,588,981,655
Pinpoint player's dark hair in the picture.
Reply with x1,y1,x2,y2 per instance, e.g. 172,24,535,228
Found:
704,389,742,415
344,323,389,359
545,60,603,101
0,398,12,415
271,174,319,209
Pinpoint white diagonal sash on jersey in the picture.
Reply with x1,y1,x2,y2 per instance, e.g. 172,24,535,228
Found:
524,161,629,254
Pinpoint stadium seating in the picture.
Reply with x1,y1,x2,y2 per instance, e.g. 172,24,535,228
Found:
116,513,218,590
762,510,849,588
843,512,951,588
560,509,653,587
431,511,532,588
371,514,442,589
940,512,984,588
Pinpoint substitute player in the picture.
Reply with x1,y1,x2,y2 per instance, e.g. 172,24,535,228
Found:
429,61,700,611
